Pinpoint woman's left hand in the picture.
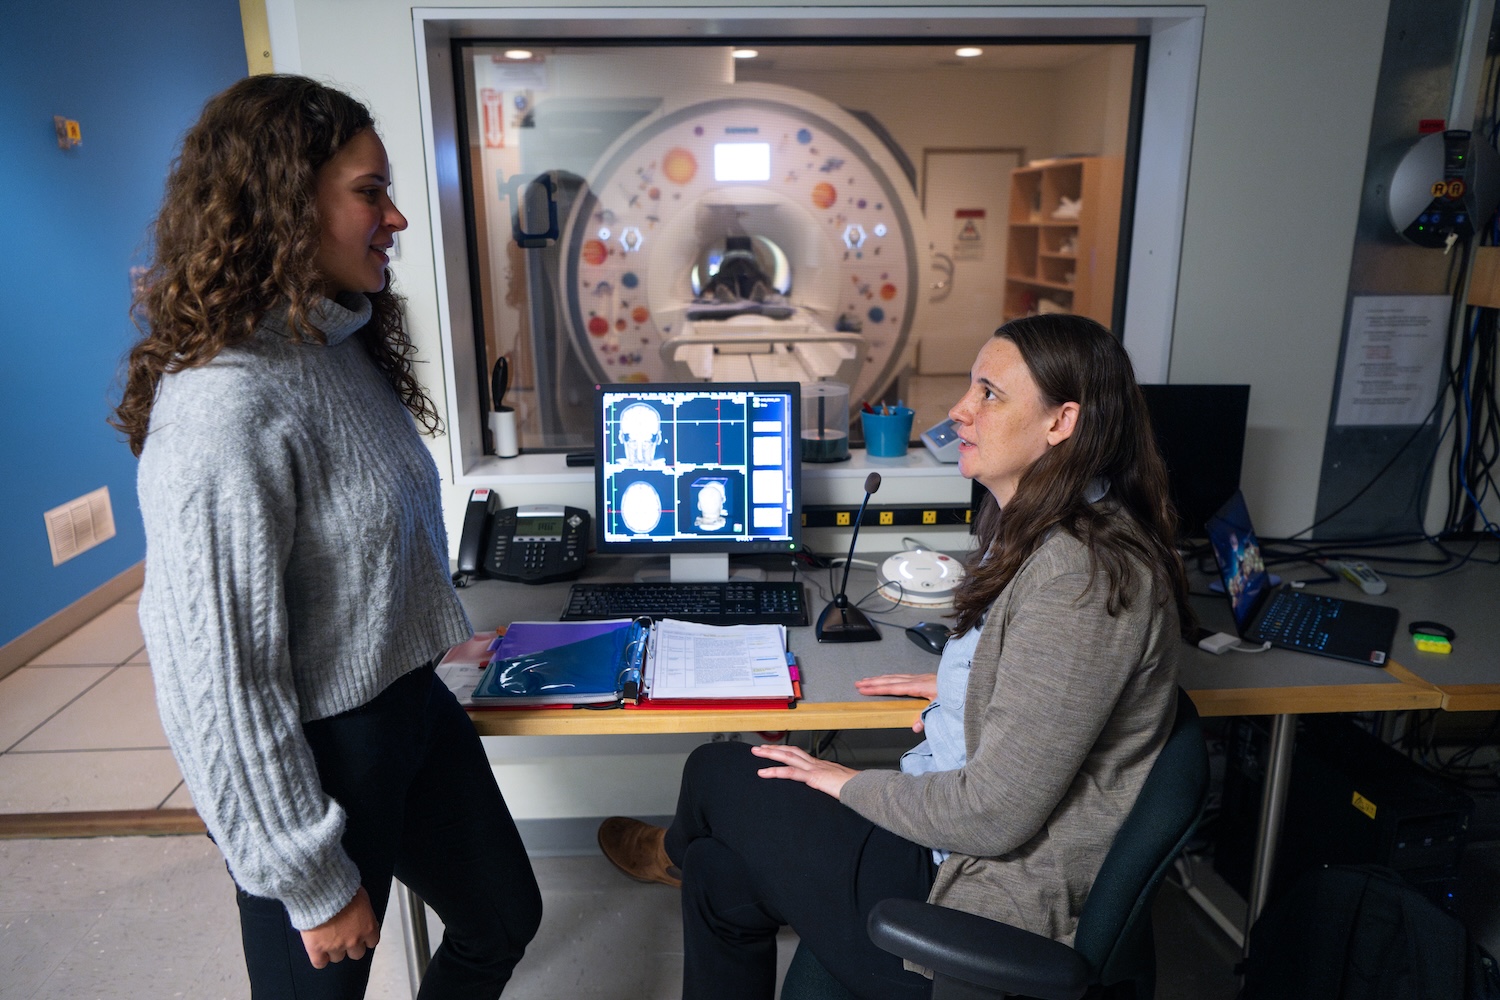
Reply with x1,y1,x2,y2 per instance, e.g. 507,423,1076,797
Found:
751,744,858,799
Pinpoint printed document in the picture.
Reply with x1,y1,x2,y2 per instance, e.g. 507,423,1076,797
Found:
645,619,792,700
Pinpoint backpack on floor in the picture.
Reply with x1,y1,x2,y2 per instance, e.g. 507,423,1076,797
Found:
1238,864,1477,1000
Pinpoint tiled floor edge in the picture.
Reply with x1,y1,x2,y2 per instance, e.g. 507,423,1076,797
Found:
0,562,145,680
0,807,204,839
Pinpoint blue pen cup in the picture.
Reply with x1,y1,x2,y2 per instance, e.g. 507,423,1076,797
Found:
860,407,915,458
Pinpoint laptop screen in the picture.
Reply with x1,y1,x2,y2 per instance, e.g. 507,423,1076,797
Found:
1205,490,1271,633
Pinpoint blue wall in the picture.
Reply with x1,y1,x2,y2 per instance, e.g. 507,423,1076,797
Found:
0,1,246,646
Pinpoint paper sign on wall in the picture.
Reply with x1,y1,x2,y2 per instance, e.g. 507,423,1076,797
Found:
1334,295,1449,427
953,208,986,260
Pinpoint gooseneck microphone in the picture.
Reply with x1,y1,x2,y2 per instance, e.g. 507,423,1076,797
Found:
815,472,883,642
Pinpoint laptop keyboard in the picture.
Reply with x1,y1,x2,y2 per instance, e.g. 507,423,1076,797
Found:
1251,589,1344,651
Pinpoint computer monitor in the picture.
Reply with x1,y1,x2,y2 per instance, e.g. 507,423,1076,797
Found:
593,382,802,582
1139,384,1251,540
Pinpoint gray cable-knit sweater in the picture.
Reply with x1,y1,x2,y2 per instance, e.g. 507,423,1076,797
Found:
841,526,1179,950
136,293,472,930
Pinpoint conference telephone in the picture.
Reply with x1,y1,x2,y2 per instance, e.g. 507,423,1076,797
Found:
456,488,590,585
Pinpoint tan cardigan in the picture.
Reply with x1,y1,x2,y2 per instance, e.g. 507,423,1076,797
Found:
840,527,1180,946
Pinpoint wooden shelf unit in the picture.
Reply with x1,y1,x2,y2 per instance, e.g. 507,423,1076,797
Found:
1002,157,1124,327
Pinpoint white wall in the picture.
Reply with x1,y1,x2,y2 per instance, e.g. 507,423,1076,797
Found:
1165,3,1385,533
738,63,1060,179
1052,45,1136,159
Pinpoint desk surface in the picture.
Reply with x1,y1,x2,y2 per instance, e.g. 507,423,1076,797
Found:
457,555,936,735
453,548,1491,734
1269,543,1499,711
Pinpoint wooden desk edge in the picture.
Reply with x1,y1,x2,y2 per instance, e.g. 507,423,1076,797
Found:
466,663,1459,733
1186,662,1443,718
468,699,923,736
1439,685,1500,712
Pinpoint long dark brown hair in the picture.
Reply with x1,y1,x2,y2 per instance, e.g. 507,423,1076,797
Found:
952,314,1195,639
111,74,440,456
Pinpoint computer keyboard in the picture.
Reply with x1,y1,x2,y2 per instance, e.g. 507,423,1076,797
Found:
561,580,809,627
1251,589,1342,651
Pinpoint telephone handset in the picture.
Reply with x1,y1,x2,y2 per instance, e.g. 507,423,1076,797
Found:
457,488,590,585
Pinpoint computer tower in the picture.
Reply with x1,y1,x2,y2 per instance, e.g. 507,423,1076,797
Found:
1214,715,1473,911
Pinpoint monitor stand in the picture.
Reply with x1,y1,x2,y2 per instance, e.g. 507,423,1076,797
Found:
632,553,767,583
671,553,729,582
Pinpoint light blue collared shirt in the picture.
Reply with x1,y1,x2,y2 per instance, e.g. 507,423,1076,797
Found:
895,478,1105,864
899,619,984,864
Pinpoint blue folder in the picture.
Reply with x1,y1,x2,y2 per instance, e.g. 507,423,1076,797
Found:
471,619,649,706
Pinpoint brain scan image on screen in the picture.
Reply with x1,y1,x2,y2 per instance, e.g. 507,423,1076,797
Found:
694,479,728,530
597,384,797,552
691,478,729,531
675,470,745,535
619,480,665,533
618,401,669,467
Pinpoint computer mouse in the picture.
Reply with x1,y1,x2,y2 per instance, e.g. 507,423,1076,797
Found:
905,621,949,655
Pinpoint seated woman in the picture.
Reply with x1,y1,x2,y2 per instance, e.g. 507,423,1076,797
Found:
598,313,1195,1000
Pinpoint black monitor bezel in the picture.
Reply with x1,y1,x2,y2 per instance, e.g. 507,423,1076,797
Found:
1139,383,1251,540
591,381,803,556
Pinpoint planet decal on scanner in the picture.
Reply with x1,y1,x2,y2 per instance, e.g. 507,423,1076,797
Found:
662,147,697,184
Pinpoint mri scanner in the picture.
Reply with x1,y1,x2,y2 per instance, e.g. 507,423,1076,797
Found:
520,82,935,430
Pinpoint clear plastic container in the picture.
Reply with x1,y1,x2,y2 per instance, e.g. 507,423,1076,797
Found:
800,382,850,463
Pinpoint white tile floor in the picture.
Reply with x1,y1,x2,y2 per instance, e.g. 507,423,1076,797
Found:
0,833,745,1000
0,592,191,815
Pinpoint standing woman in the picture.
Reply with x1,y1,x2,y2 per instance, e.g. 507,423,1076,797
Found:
112,75,540,998
599,313,1194,999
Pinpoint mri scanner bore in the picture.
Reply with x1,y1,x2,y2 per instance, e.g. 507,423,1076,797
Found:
558,83,931,404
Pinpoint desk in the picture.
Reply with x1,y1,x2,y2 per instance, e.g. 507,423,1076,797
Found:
1177,542,1500,948
398,550,1480,991
1358,550,1500,711
1179,587,1444,947
453,555,947,738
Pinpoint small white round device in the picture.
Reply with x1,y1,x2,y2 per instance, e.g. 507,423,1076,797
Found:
877,549,966,606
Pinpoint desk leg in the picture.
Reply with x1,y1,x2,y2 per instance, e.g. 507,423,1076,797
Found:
1242,712,1296,957
396,880,431,998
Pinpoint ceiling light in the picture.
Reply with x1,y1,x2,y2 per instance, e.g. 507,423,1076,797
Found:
732,49,759,59
955,47,983,58
504,49,533,60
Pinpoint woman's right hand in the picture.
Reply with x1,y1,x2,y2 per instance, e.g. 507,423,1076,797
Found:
855,673,938,700
855,673,938,732
300,885,380,969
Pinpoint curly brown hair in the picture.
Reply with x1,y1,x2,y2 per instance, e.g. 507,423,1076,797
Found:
952,314,1196,640
112,74,441,456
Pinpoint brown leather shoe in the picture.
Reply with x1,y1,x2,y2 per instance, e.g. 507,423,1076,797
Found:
597,817,682,887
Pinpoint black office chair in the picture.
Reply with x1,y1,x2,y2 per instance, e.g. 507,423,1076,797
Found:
782,688,1209,1000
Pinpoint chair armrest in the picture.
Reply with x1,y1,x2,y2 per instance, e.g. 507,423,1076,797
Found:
867,899,1090,1000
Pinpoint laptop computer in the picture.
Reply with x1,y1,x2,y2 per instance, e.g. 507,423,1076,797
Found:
1204,490,1399,666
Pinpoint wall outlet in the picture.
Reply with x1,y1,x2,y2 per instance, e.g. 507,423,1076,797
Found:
44,487,115,565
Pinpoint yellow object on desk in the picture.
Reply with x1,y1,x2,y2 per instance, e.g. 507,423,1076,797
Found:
1412,634,1452,654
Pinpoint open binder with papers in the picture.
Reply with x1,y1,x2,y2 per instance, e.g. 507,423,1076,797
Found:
466,618,798,709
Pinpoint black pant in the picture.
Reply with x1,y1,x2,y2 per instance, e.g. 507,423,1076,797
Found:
233,665,542,999
665,741,938,1000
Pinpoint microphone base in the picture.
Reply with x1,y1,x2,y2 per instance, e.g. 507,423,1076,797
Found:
815,602,882,643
